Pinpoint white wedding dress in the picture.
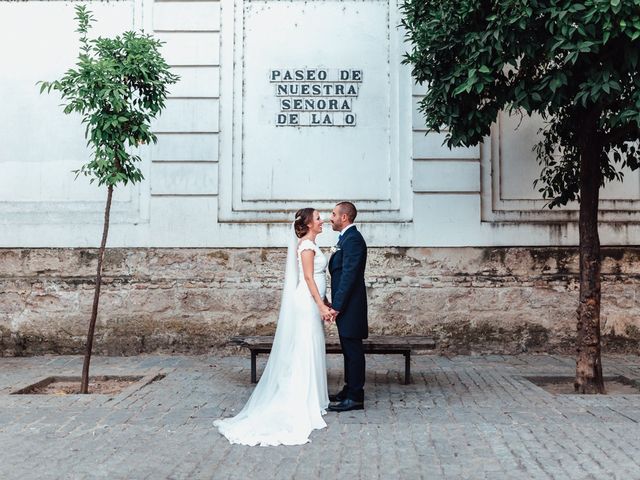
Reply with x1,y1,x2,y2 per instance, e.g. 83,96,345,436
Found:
214,230,330,446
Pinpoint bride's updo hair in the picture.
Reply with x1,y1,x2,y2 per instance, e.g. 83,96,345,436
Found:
294,208,315,238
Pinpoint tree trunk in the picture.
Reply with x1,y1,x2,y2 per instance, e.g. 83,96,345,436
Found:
575,134,605,394
80,185,114,394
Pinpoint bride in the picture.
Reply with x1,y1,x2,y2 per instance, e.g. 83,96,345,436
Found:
214,208,333,446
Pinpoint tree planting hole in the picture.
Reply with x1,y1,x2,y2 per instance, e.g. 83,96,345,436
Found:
525,375,640,395
11,374,166,395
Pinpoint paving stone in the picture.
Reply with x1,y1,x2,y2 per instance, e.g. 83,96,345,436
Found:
1,354,640,479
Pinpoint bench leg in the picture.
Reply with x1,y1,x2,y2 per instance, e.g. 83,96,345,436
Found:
404,352,411,385
251,352,257,384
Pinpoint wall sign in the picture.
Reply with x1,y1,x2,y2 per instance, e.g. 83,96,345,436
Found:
270,68,362,127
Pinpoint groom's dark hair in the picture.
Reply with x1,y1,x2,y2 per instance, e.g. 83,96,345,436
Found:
336,201,357,222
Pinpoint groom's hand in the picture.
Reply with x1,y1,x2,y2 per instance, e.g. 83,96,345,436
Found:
329,309,339,323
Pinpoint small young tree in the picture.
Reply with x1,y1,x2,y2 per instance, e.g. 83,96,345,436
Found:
40,5,178,393
401,0,640,393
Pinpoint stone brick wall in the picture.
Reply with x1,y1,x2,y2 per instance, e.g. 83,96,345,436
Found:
1,247,639,356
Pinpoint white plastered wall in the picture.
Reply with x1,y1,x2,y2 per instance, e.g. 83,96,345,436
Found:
1,0,640,248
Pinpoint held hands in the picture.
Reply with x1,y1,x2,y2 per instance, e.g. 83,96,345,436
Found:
319,304,332,322
320,298,338,323
320,306,339,323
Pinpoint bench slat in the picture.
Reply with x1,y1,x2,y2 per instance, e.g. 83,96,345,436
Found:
230,335,436,350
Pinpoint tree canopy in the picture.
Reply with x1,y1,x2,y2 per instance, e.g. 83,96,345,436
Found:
40,5,179,188
401,0,640,207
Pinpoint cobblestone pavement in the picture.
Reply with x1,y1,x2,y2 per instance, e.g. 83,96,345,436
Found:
1,353,640,479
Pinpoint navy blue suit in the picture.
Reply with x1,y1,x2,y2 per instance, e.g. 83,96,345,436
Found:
329,225,368,401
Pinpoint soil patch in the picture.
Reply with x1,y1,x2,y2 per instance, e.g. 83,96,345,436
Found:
11,375,149,395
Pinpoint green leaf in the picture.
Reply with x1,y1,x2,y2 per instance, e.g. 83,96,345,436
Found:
453,82,470,96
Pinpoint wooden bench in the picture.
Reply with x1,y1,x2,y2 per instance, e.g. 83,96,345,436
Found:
230,335,436,385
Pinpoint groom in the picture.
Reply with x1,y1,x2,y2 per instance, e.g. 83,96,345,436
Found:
327,201,368,412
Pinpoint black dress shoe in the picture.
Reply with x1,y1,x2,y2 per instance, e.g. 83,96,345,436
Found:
329,390,347,402
328,398,364,412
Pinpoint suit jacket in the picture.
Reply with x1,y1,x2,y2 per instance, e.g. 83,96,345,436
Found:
329,225,368,339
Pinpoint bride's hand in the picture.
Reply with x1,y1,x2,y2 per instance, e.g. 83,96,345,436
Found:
319,304,331,320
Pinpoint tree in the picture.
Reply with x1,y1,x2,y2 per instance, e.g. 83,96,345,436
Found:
401,0,640,393
40,5,178,393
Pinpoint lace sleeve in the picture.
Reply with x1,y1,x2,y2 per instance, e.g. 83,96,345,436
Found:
297,239,316,253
